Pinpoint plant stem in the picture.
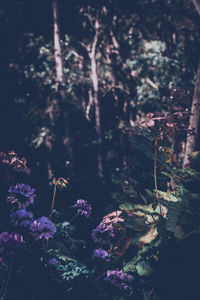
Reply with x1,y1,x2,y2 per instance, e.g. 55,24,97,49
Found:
154,137,162,215
1,262,13,300
70,212,79,223
50,182,57,220
154,137,158,194
49,177,68,220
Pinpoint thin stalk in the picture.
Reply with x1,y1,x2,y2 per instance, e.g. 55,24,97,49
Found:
50,182,57,220
42,238,45,249
154,137,162,215
49,177,68,220
154,137,158,194
1,262,13,300
70,212,79,223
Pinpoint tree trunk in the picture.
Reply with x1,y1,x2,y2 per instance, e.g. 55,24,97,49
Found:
192,0,200,16
52,0,63,83
89,18,103,177
183,61,200,167
52,0,73,174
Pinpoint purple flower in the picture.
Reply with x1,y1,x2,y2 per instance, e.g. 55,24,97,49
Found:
29,217,56,240
10,209,34,227
92,223,114,244
0,232,26,262
7,183,35,209
73,199,91,218
104,269,133,292
49,258,59,265
92,248,110,262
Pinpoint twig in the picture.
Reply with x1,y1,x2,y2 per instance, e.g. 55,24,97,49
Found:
146,77,159,90
192,0,200,17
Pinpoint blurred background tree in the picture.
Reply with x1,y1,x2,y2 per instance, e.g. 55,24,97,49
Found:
0,0,200,192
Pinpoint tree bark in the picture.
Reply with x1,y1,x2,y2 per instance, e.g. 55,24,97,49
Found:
182,0,200,168
183,61,200,167
192,0,200,17
52,0,63,83
52,0,73,174
89,19,101,141
88,18,103,177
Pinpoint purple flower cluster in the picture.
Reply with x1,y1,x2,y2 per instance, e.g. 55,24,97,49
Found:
104,269,133,292
92,223,114,244
0,232,26,262
7,183,35,209
11,209,34,227
30,217,56,240
73,199,91,218
92,248,110,262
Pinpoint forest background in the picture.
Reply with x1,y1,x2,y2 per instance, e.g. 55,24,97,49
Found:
0,0,200,299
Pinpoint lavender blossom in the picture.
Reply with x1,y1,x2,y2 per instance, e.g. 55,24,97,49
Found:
92,223,114,244
0,232,26,262
104,269,133,292
30,216,56,240
92,248,110,262
49,258,59,265
73,199,91,218
7,183,35,209
10,209,34,227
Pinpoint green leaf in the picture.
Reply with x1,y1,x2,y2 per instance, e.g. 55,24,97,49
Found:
136,261,153,277
156,190,181,202
125,216,148,231
123,255,142,273
119,202,135,212
188,151,200,160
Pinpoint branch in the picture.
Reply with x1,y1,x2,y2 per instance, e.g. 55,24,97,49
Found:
192,0,200,16
109,28,120,50
71,50,83,59
85,89,93,121
79,41,90,52
90,19,99,59
106,84,130,95
183,60,200,167
146,78,159,90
